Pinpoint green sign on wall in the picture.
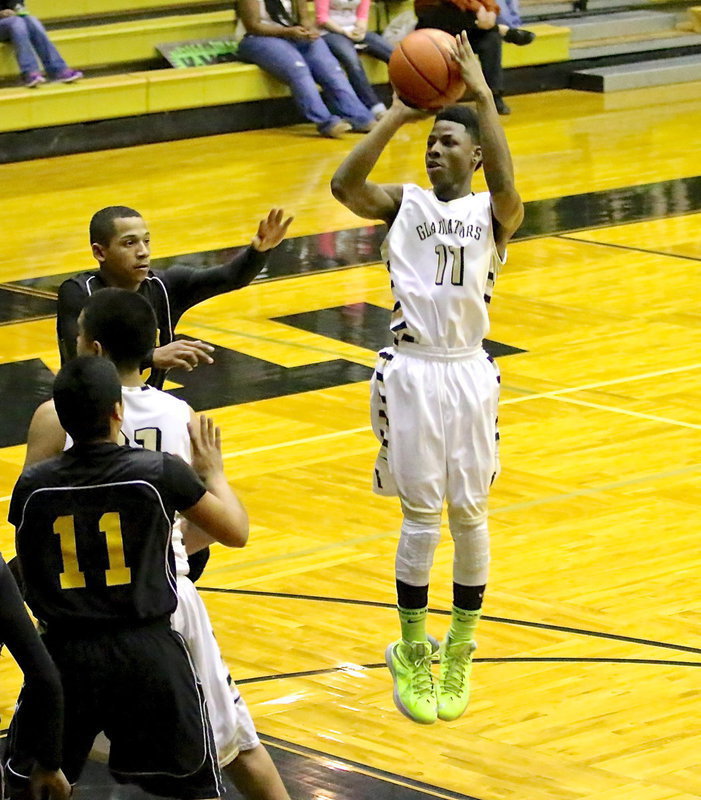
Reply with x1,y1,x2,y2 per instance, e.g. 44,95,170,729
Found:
157,37,240,68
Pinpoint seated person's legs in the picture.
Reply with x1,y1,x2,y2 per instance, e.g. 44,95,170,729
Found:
301,37,376,130
322,32,386,116
363,30,394,61
237,34,350,137
0,15,42,85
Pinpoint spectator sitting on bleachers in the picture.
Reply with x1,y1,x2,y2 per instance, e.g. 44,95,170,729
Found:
497,0,534,46
0,1,83,87
497,0,530,35
415,0,533,115
236,0,377,138
315,0,394,120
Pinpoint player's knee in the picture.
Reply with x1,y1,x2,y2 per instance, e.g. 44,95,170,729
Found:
447,505,487,531
400,498,442,527
6,16,28,38
396,507,442,586
448,505,490,584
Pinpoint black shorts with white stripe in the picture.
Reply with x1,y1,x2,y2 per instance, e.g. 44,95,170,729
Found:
4,617,222,800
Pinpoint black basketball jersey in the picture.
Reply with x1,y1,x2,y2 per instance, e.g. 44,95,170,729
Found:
10,442,206,626
57,271,175,388
56,246,268,388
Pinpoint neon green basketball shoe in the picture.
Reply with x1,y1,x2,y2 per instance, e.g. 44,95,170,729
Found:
437,636,477,721
385,638,438,724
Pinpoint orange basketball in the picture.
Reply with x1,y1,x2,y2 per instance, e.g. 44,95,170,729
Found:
388,29,465,110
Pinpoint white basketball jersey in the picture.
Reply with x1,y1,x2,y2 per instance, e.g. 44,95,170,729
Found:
380,185,504,349
119,385,191,463
120,385,193,576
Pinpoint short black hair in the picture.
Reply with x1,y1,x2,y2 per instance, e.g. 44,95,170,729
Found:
53,357,122,443
435,105,480,144
82,288,157,370
90,206,142,247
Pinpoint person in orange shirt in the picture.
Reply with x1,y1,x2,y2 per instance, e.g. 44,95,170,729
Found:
414,0,533,114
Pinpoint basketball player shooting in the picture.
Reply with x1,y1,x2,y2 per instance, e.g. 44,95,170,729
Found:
331,31,523,724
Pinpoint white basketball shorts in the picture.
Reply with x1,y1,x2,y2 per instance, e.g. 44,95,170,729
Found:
371,343,500,514
173,576,260,767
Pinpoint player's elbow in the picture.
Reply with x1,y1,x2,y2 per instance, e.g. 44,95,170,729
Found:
493,191,524,232
220,510,249,548
233,512,249,548
330,175,350,204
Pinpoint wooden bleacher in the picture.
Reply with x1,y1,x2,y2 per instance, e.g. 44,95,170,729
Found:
0,0,569,140
25,0,228,22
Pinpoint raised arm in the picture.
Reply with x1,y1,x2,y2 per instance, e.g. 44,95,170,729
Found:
162,208,293,313
180,414,249,548
330,98,428,223
451,32,523,250
181,407,216,554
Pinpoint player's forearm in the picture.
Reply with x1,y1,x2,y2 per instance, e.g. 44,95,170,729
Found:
204,473,249,545
197,244,269,292
474,90,515,189
166,246,268,315
227,244,270,288
474,91,521,222
182,520,215,554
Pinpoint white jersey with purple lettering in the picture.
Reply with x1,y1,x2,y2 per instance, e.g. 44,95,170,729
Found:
372,185,504,507
380,185,502,348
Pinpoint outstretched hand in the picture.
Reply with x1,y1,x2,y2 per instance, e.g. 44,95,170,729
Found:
449,31,489,95
388,93,434,124
153,339,214,372
251,208,293,252
188,414,224,481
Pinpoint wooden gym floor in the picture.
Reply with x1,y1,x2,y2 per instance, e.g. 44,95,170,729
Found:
1,82,700,800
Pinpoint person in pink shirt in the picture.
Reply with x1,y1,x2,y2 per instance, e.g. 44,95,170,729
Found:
315,0,393,119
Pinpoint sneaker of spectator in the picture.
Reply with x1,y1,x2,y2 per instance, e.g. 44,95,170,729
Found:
52,68,84,83
236,0,377,138
23,70,46,87
501,26,535,45
314,0,395,121
1,2,82,88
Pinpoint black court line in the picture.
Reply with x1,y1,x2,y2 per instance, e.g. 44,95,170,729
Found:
7,175,701,302
235,656,701,686
259,734,484,800
0,732,480,800
198,586,701,656
555,234,701,263
0,283,56,300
